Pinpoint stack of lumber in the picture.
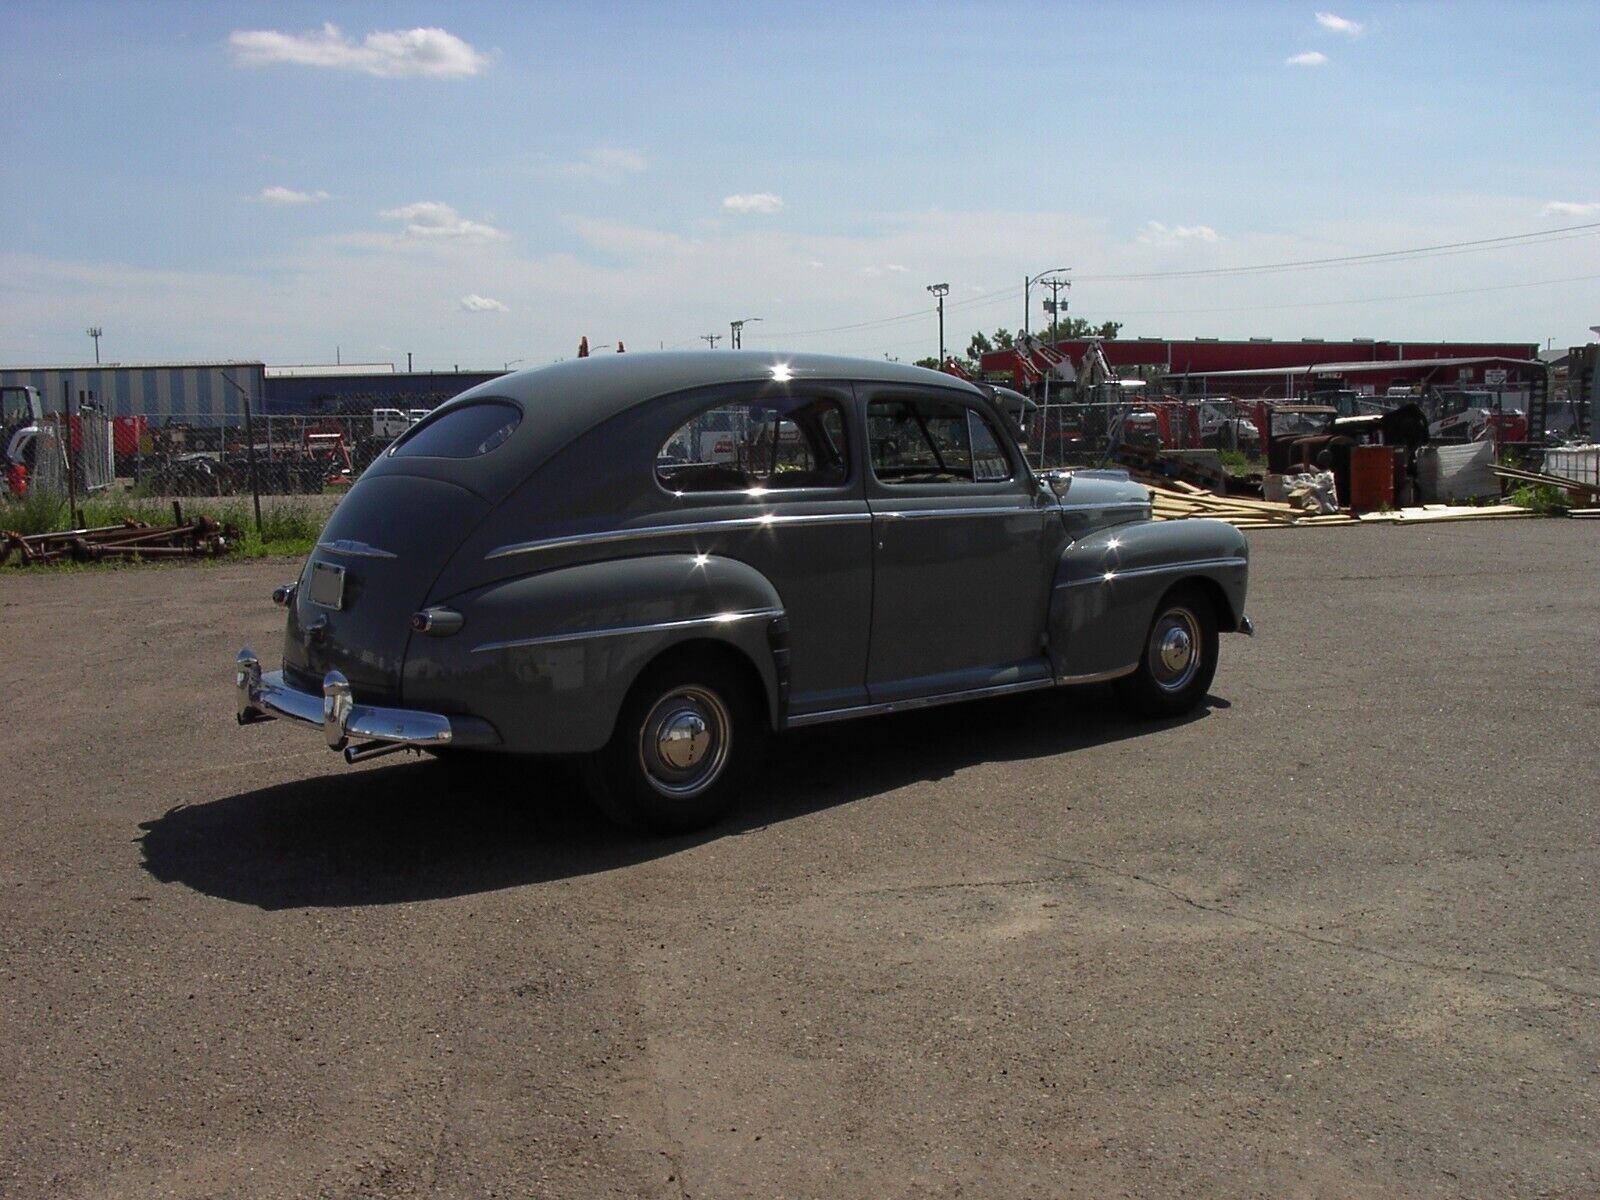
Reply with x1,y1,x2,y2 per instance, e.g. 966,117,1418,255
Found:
1143,479,1536,528
1491,463,1600,501
1356,504,1532,524
1143,479,1359,529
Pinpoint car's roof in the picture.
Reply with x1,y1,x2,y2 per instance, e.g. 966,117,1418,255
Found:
477,350,973,412
378,351,986,498
438,350,980,472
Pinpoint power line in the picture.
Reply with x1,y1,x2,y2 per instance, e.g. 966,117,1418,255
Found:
750,221,1600,342
788,272,1600,360
1068,270,1600,318
1076,223,1600,282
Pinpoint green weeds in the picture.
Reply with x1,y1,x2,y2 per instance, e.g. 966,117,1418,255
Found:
2,493,326,563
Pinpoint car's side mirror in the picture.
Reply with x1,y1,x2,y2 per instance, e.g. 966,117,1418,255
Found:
1039,470,1072,499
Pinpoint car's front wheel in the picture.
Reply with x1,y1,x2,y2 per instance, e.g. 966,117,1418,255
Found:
587,655,765,835
1117,584,1219,717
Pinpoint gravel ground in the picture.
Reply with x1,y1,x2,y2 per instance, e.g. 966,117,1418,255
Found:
1,520,1596,1199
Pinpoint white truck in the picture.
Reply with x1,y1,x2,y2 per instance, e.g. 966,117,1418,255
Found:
371,408,432,442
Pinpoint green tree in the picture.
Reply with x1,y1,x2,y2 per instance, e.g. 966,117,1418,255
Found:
1039,317,1122,341
913,356,941,370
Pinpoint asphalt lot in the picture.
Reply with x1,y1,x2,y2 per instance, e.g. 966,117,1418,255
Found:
2,520,1597,1198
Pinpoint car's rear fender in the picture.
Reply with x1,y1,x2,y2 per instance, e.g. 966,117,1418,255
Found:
402,553,785,755
1048,518,1248,681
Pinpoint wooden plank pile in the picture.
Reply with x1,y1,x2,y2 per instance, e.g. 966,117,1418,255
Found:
1142,478,1535,529
1356,504,1532,525
1491,462,1600,504
1143,479,1358,529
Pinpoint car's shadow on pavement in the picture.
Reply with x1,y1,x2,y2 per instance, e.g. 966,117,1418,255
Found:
138,686,1218,909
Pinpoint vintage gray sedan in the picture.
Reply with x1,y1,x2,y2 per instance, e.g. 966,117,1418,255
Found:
236,352,1252,832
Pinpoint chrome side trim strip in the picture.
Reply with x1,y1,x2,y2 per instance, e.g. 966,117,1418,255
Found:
1054,556,1246,589
471,607,785,654
486,513,871,560
785,675,1056,728
878,505,1041,520
317,539,398,559
1054,664,1138,685
1058,502,1151,515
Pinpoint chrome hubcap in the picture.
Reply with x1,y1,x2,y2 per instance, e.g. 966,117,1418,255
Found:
638,686,730,799
1158,627,1193,675
657,711,710,771
1149,607,1201,693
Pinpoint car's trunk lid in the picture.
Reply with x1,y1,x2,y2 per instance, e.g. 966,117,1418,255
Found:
281,474,489,703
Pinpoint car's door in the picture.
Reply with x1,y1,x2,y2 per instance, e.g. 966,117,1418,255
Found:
858,384,1062,704
653,384,873,716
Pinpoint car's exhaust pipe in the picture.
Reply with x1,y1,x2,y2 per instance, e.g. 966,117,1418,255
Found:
342,740,416,765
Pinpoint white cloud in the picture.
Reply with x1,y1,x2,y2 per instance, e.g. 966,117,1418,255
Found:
1138,221,1223,246
723,192,785,215
1286,51,1329,66
379,201,505,241
885,263,908,273
460,294,508,313
1543,200,1600,217
258,186,331,205
1314,12,1364,35
537,145,647,182
584,146,646,174
228,22,488,79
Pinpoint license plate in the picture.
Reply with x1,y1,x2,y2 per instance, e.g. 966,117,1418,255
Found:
308,561,345,610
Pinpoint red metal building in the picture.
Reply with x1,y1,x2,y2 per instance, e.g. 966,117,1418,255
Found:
979,337,1538,395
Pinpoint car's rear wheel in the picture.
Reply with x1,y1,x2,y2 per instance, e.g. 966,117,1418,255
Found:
1117,584,1219,717
587,655,765,835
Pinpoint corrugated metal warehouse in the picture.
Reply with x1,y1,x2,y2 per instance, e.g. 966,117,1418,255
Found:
0,361,505,424
0,362,266,424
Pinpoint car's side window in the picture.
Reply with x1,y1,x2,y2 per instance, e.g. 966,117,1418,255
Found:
656,396,849,493
969,409,1012,481
869,396,1013,485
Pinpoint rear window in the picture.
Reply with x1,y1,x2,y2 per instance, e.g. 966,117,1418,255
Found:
390,400,521,459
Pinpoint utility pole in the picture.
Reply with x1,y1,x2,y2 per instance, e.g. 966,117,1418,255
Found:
926,284,949,362
1040,275,1072,341
86,327,102,364
1023,267,1069,337
700,333,722,349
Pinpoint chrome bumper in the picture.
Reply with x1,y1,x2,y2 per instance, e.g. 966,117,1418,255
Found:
235,648,497,763
1238,614,1256,636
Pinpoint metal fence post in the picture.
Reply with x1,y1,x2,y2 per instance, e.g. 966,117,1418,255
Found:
221,372,263,535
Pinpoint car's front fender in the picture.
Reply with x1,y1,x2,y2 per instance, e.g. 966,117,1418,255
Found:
1048,518,1249,681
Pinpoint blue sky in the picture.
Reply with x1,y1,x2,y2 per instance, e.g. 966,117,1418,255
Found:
2,2,1597,369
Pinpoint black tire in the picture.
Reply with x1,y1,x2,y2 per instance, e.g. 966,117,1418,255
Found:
1116,584,1219,718
586,654,766,836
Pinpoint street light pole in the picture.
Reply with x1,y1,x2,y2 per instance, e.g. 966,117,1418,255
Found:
926,284,949,362
730,317,762,349
1023,268,1069,337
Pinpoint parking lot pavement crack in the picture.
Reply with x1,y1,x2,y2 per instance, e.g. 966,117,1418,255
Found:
1039,855,1600,1003
838,873,1080,899
639,1037,691,1200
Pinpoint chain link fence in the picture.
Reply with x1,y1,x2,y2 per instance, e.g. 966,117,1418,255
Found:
23,411,116,500
1016,395,1274,468
134,413,408,497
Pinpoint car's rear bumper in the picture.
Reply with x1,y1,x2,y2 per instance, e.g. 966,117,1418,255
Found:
235,648,499,763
